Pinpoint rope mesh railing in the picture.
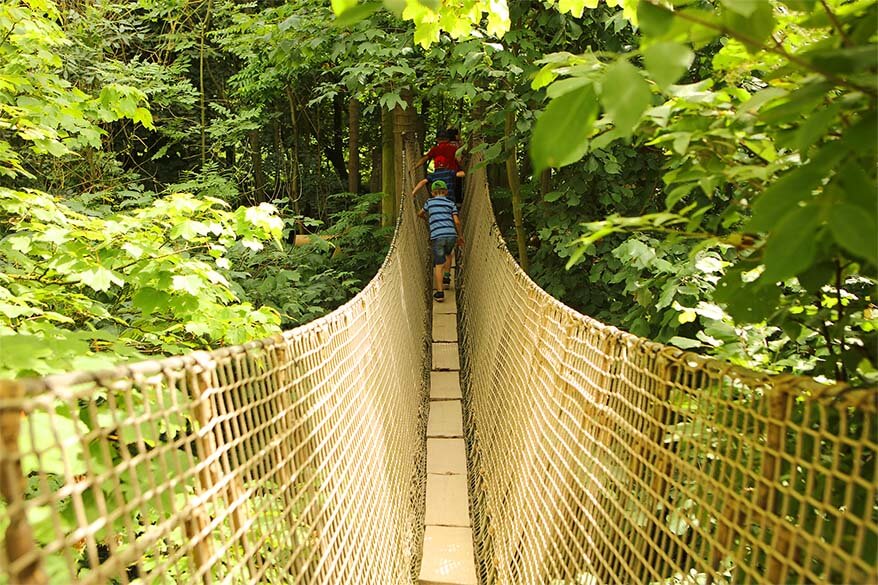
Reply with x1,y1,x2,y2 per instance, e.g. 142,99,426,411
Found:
0,139,431,584
456,156,877,585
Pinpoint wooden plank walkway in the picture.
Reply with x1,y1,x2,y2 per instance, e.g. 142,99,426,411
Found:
419,268,477,585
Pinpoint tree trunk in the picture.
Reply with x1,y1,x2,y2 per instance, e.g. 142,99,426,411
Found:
327,95,348,188
249,129,264,203
347,98,360,194
381,109,395,227
285,86,302,222
506,110,529,272
199,0,212,165
370,146,381,194
393,91,418,213
273,121,284,200
539,169,552,202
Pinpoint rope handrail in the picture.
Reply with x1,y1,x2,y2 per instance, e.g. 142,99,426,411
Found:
456,154,876,584
0,139,431,584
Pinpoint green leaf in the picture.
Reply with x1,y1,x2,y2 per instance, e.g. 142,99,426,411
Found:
171,274,205,295
668,336,701,349
761,204,820,282
531,65,558,90
643,42,694,89
803,45,878,74
794,103,841,155
797,259,835,294
637,0,674,37
720,0,758,16
75,267,123,292
778,0,817,10
838,161,877,212
747,142,846,232
331,0,358,16
20,411,89,475
722,1,775,51
829,204,878,266
530,84,598,173
333,1,381,26
714,268,780,323
132,287,169,316
600,59,651,137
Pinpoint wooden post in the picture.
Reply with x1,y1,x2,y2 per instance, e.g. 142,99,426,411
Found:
0,380,46,585
761,390,792,584
187,356,258,583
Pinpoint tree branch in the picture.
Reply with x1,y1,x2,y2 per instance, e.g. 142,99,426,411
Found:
644,1,876,97
820,0,851,47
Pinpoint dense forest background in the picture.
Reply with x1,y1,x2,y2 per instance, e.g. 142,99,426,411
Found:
1,0,875,386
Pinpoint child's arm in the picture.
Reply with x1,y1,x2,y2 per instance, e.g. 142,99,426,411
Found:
412,178,428,197
453,213,464,247
410,154,429,171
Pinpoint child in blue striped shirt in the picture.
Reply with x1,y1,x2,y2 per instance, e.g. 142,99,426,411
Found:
413,179,464,302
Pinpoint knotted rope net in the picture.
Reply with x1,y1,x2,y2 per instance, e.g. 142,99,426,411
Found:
456,156,876,585
0,140,431,584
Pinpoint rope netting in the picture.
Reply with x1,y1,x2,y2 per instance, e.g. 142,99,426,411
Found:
456,156,877,585
0,140,431,584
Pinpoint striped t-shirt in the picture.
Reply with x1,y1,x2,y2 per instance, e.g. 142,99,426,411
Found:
422,196,458,240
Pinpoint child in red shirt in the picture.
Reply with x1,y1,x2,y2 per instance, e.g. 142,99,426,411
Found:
412,128,465,203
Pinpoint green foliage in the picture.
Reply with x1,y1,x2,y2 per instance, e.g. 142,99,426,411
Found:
0,187,283,378
526,0,877,384
0,1,152,178
235,192,391,328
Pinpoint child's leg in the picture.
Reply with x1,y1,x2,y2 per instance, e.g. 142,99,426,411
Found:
443,253,453,282
434,263,445,292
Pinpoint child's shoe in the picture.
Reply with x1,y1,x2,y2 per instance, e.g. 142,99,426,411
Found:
433,290,445,302
443,272,451,286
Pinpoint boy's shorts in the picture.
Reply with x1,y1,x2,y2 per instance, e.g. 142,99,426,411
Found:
431,237,457,265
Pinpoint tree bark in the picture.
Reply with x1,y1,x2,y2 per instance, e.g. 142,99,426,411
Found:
248,129,264,203
199,0,212,165
369,146,381,194
506,110,528,272
285,86,302,221
347,98,360,194
539,169,552,202
381,109,395,227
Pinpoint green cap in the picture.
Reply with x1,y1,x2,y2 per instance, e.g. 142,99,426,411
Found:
431,180,448,190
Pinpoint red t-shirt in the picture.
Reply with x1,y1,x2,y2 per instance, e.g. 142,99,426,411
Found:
427,141,461,171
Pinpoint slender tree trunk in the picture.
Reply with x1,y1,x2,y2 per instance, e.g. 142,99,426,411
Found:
199,0,212,165
506,110,528,271
273,122,283,200
285,86,302,219
539,169,552,202
327,95,347,188
347,98,360,194
381,109,395,227
392,104,405,216
370,147,381,194
393,91,418,213
249,130,264,202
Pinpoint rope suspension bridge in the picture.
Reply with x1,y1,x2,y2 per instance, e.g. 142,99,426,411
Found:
0,140,875,585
